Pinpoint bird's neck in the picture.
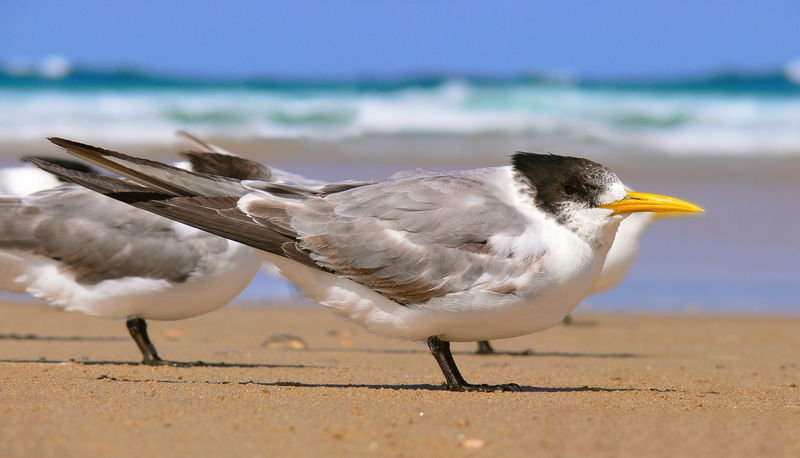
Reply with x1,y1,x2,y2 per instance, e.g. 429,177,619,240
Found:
558,204,624,251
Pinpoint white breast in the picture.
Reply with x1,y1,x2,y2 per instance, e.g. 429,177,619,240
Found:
4,235,264,321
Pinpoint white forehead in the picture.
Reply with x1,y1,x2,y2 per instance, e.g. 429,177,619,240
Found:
596,180,627,206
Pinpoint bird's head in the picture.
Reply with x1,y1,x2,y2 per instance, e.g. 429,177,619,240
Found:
511,152,703,244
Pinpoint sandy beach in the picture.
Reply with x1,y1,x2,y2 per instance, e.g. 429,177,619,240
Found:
2,138,799,457
4,5,799,456
1,301,798,457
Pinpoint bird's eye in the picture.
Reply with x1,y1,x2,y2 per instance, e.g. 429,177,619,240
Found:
564,185,578,195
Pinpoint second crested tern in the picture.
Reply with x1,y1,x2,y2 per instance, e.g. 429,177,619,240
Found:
475,211,661,354
1,149,275,365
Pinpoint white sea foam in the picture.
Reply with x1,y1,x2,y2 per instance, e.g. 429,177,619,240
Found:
1,81,800,156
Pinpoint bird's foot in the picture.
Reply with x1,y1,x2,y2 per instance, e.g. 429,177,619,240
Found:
447,382,521,392
141,358,206,367
508,348,535,356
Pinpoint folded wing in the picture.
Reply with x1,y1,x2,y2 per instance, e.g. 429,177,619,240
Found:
31,148,543,305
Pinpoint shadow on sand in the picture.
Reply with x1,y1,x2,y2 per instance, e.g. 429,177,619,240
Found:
0,333,126,342
91,374,680,393
310,347,642,359
0,358,316,369
471,350,641,358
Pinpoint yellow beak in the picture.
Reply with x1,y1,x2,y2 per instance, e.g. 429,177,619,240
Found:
600,191,705,215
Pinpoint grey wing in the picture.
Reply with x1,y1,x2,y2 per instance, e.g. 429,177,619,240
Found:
29,158,542,303
0,185,228,285
275,176,537,303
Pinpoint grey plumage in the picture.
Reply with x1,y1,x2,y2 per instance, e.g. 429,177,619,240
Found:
284,175,533,303
28,156,540,305
0,185,229,285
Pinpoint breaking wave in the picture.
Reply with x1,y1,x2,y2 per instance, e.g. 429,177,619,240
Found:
2,65,800,156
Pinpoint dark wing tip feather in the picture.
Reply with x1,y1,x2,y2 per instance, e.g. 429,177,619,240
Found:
24,155,71,173
23,156,152,195
23,156,100,175
47,136,71,147
178,150,274,181
47,137,169,169
44,137,246,197
48,137,104,153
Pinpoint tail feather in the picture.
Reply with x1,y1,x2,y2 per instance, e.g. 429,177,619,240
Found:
21,156,101,175
24,157,316,266
47,137,246,197
45,137,338,197
23,157,167,198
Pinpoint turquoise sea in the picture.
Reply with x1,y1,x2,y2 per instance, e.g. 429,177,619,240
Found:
2,65,800,157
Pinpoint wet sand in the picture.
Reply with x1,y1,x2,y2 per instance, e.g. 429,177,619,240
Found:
1,301,798,457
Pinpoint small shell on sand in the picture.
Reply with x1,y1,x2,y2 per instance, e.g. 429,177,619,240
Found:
162,329,185,340
460,438,486,449
261,334,308,350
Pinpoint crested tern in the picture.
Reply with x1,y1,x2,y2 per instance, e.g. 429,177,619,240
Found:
34,138,703,390
1,149,277,365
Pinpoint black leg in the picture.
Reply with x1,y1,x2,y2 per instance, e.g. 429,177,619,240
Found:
475,339,535,356
126,318,165,365
125,318,205,367
427,336,520,392
475,340,496,355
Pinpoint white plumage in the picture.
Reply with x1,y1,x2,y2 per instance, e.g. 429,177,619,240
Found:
589,212,656,294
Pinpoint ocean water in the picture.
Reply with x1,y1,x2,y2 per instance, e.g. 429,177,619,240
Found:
1,65,799,315
2,66,800,156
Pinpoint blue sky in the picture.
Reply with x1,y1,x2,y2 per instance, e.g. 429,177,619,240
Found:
2,0,798,78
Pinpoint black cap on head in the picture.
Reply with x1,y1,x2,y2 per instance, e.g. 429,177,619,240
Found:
511,152,618,220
